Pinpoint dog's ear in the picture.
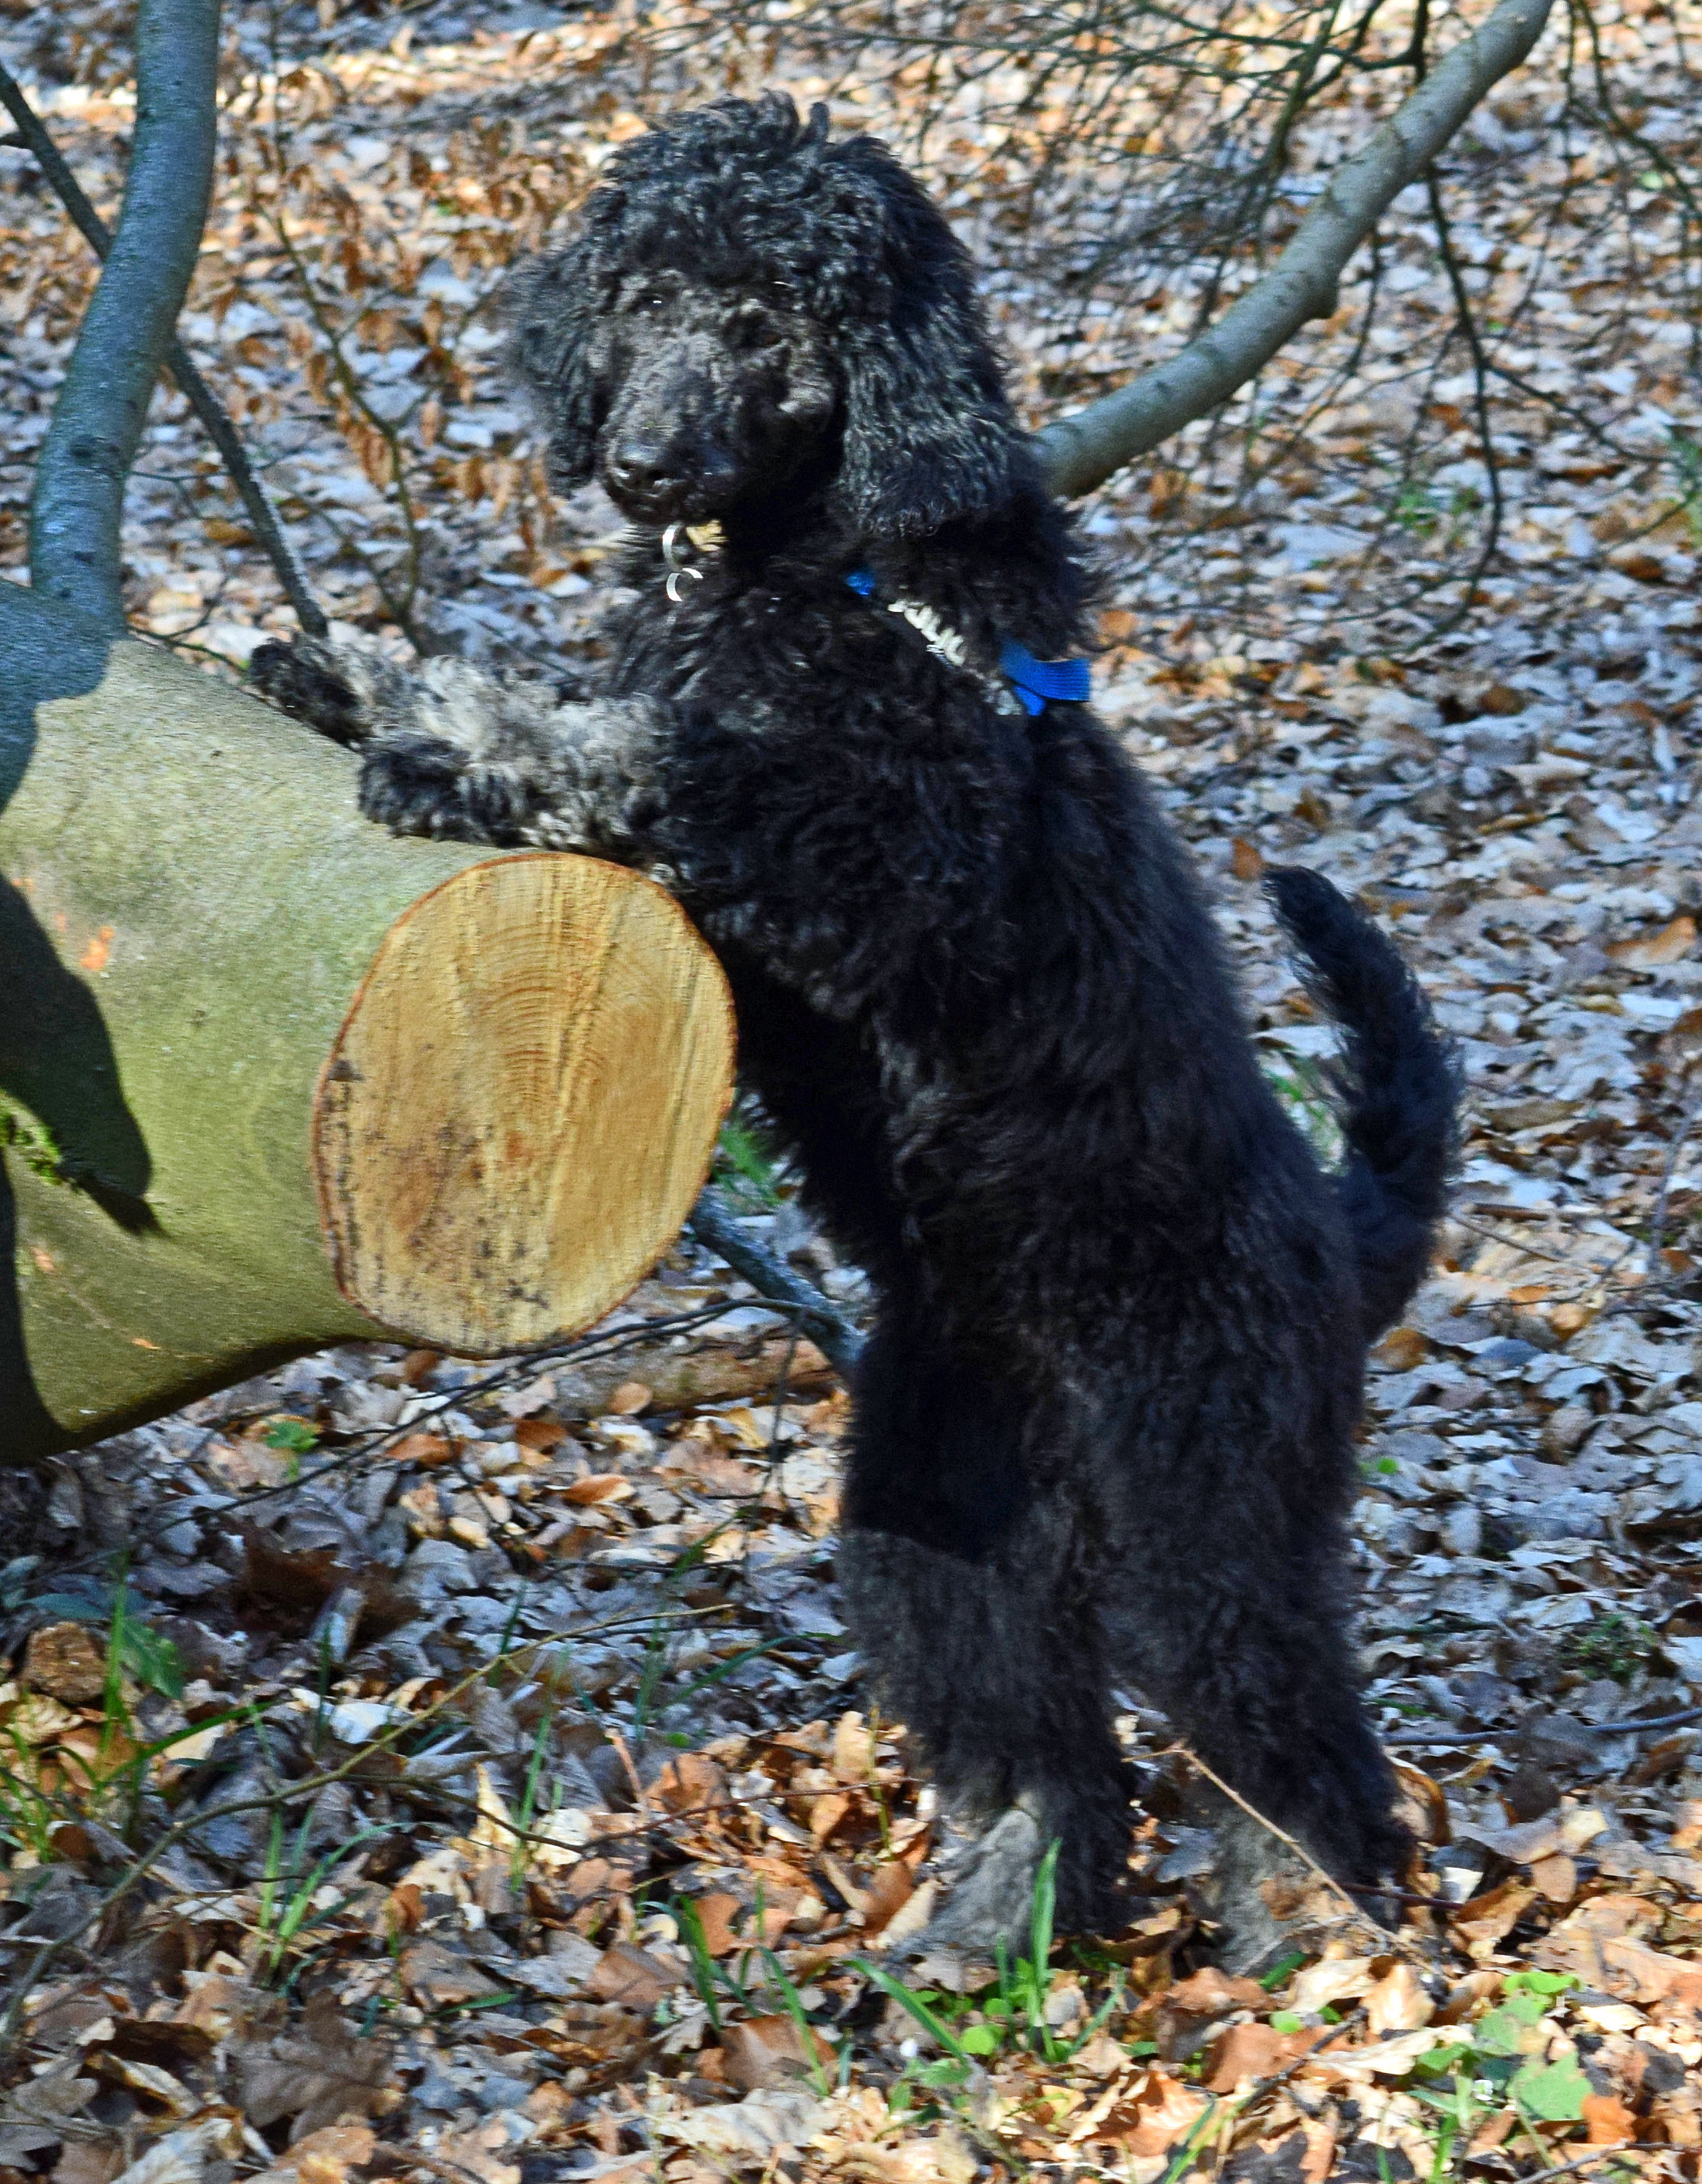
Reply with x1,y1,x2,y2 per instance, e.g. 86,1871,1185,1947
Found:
830,147,1022,540
505,244,606,491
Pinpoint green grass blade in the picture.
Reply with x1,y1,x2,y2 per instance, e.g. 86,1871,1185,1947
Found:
851,1959,974,2067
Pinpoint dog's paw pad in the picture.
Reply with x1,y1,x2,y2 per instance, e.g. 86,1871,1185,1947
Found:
250,640,364,744
357,738,529,840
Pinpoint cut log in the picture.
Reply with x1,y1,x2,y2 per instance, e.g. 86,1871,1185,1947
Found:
0,586,734,1457
314,852,734,1354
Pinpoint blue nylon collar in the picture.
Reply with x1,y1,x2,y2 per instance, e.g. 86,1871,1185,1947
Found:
846,566,1089,716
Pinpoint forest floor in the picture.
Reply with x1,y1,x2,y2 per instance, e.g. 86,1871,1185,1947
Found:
3,0,1702,2179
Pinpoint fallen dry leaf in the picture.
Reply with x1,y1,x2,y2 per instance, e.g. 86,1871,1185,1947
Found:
386,1432,455,1467
1163,1966,1268,2017
657,2087,826,2161
587,1942,687,2009
873,1879,935,1946
1203,2020,1310,2091
21,1623,107,1706
1099,2070,1211,2158
105,2120,242,2184
1607,913,1697,967
1451,1880,1537,1960
1302,2026,1444,2082
1530,1852,1579,1903
258,2122,377,2184
720,2014,832,2092
1537,1921,1702,2007
564,1473,633,1506
1363,1962,1433,2036
232,1993,397,2139
1288,1956,1377,2014
857,1861,915,1937
652,1750,728,1815
832,1711,877,1785
1582,2093,1636,2146
691,1892,746,1956
397,1939,505,2010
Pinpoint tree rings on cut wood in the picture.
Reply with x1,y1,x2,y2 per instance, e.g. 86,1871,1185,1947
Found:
312,852,734,1355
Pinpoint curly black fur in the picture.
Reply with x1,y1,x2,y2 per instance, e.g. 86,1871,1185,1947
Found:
252,92,1455,1946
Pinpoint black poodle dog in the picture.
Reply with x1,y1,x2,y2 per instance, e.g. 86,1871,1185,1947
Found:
254,93,1454,1955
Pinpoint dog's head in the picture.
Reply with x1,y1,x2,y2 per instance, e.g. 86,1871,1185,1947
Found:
508,93,1024,540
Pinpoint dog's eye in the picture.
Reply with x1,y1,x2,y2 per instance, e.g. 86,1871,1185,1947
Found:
632,287,671,314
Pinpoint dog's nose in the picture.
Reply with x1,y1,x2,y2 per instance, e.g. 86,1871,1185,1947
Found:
606,441,680,502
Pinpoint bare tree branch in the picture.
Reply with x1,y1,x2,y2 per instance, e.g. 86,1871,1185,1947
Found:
1032,0,1555,498
0,56,328,640
26,0,222,627
687,1185,866,1379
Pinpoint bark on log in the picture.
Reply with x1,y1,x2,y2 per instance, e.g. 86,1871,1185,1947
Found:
0,586,734,1458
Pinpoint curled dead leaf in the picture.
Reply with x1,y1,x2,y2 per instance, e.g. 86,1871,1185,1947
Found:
720,2014,833,2092
1608,914,1697,967
565,1473,633,1506
587,1942,687,2010
1363,1962,1433,2036
387,1432,454,1467
858,1861,915,1937
832,1711,877,1785
1392,1760,1449,1846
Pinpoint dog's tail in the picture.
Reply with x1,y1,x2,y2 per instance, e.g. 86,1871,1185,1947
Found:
1266,866,1458,1338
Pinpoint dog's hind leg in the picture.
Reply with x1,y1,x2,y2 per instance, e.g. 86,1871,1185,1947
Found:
1113,1532,1408,1964
838,1311,1134,1943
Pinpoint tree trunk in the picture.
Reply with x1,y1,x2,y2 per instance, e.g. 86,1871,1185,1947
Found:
0,586,734,1458
29,0,221,626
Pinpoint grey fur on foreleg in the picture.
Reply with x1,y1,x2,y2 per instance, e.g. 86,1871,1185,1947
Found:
252,636,674,862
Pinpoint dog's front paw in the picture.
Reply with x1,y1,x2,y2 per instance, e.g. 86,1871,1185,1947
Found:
358,731,532,843
250,640,367,746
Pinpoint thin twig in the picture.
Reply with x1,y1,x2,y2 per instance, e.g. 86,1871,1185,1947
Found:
1422,167,1506,629
0,57,327,638
1584,1705,1702,1736
1171,1745,1366,1922
262,62,426,643
1643,1074,1701,1282
1512,2147,1636,2184
29,1300,745,1593
1387,1703,1702,1743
